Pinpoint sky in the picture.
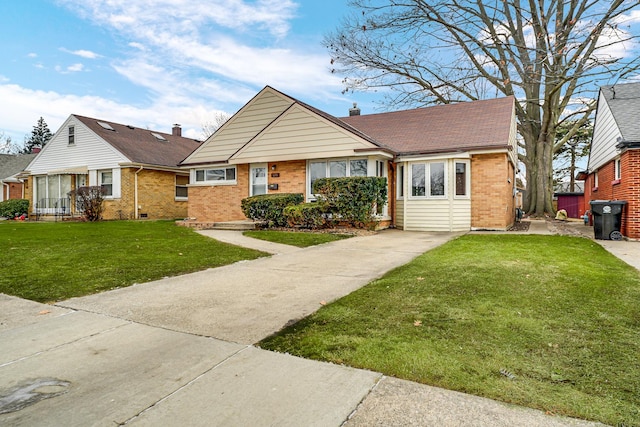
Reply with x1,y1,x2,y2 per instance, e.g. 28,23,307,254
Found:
0,0,370,144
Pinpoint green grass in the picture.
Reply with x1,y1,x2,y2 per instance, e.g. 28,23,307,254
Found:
260,235,640,426
1,221,266,303
242,230,352,247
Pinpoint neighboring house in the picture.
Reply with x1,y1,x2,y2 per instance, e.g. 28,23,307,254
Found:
584,82,640,239
23,115,201,220
0,153,36,202
554,181,585,219
181,86,518,231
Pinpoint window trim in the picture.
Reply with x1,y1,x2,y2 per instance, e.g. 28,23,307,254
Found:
307,157,373,198
68,125,75,145
614,158,621,181
98,170,113,197
409,161,447,199
192,166,237,186
175,175,189,200
453,160,471,199
397,164,405,200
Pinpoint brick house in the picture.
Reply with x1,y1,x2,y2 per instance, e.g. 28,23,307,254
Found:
584,82,640,239
23,115,201,220
1,153,36,202
181,86,518,231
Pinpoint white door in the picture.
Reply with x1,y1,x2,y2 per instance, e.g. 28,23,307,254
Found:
250,164,268,196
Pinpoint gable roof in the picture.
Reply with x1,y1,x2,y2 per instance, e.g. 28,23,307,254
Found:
73,115,202,167
340,97,516,156
0,153,37,180
601,82,640,143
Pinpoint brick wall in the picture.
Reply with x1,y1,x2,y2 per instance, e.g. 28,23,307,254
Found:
470,153,515,230
7,182,24,200
188,164,250,222
101,168,188,220
187,161,310,223
266,161,306,194
588,150,640,238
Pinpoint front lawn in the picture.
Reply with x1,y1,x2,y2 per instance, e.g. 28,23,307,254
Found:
242,230,352,247
260,235,640,425
1,221,266,302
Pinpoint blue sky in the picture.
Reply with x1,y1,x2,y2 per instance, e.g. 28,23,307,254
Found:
0,0,369,143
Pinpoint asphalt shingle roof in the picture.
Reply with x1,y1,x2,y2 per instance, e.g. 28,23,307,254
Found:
340,97,515,156
601,82,640,143
74,115,202,167
0,153,36,180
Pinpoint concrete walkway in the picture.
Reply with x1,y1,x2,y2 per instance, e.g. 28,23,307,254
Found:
0,229,609,426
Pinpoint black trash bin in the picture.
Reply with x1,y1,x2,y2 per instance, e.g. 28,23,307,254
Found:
590,200,626,240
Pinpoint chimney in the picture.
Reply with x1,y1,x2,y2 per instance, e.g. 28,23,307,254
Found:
349,102,361,116
172,124,182,137
32,147,41,154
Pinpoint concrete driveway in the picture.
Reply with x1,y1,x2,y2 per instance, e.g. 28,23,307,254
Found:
0,229,605,426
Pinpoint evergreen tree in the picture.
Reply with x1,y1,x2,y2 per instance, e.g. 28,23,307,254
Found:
23,117,53,154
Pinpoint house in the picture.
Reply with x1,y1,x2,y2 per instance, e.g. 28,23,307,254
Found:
23,115,201,220
554,181,585,219
0,153,36,202
584,82,640,239
180,86,518,232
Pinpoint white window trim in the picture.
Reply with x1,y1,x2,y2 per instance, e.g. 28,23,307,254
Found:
98,169,114,198
396,164,405,200
409,161,448,199
68,125,75,145
453,160,471,199
614,158,621,181
306,157,375,199
191,166,237,186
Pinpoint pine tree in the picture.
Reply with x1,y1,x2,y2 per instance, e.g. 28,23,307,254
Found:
23,117,53,154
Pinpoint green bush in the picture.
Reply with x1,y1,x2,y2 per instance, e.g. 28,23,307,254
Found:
241,193,304,227
0,199,29,218
283,202,327,229
313,177,388,227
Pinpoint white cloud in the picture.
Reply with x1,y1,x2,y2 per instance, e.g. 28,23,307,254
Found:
0,82,231,143
27,53,37,58
61,48,102,59
55,63,85,74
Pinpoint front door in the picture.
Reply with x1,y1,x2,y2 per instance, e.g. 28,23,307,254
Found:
250,164,267,196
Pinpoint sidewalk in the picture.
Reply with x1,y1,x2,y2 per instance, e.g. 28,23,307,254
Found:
0,229,608,426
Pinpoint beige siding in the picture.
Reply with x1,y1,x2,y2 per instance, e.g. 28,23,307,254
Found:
589,91,622,171
183,89,293,164
395,199,405,229
28,116,128,175
401,159,471,231
232,104,378,163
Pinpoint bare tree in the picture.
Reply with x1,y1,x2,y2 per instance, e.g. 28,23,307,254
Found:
326,0,640,215
0,132,21,154
201,112,231,139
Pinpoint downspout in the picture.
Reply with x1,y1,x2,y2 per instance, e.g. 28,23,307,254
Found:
134,166,144,219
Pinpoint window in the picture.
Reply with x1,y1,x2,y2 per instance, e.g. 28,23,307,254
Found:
614,158,621,181
430,162,445,196
594,171,599,189
455,162,468,197
99,170,113,196
351,159,368,176
175,175,188,199
68,126,75,145
194,167,236,183
308,158,370,194
410,162,446,198
397,165,405,198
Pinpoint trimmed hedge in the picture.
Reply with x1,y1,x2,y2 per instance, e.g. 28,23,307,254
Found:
313,177,388,227
283,202,327,229
0,199,29,218
241,193,304,227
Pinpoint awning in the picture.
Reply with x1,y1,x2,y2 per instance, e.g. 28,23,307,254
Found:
47,166,89,175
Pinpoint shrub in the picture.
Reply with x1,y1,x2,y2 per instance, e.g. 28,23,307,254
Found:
69,186,106,221
283,202,327,229
313,177,388,227
241,193,304,227
0,199,29,218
